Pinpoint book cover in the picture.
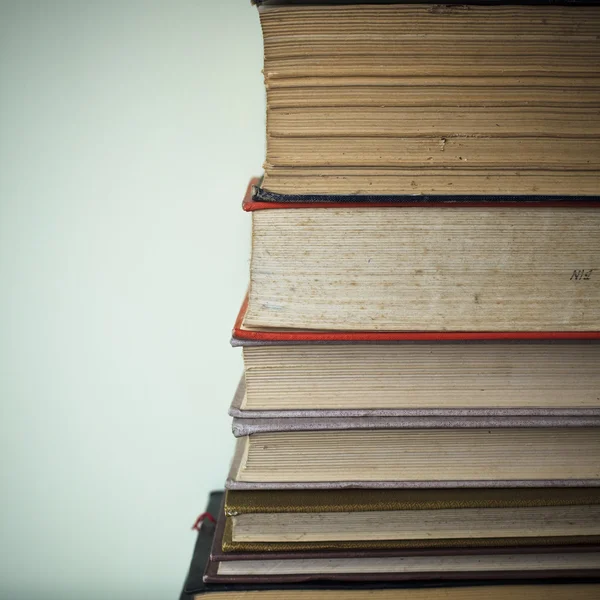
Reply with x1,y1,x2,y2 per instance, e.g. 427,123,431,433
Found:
250,183,600,207
224,488,600,515
231,414,600,437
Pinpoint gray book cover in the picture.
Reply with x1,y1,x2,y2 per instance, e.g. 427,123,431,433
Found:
232,414,600,437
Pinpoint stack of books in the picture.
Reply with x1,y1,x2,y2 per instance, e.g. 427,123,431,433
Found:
180,0,600,598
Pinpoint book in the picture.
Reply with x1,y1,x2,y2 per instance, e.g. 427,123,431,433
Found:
231,366,600,418
226,427,600,489
208,499,600,581
243,190,600,332
221,488,600,551
253,1,600,197
180,492,600,598
230,337,600,415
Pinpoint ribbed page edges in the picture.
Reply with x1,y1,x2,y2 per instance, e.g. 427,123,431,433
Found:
247,207,600,331
242,344,600,411
259,4,600,195
231,506,600,542
233,429,600,484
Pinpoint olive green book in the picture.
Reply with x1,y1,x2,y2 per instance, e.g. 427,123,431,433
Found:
222,488,600,553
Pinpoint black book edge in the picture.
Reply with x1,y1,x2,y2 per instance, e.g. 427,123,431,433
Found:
252,185,600,206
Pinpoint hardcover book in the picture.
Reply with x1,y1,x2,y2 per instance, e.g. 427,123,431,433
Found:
230,370,600,418
226,427,600,490
220,488,600,553
242,186,600,332
180,492,600,598
252,1,600,197
208,499,600,582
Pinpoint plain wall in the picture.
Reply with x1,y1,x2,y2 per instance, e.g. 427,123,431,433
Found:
0,1,263,598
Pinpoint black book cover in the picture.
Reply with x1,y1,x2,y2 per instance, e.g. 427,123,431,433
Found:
252,184,600,206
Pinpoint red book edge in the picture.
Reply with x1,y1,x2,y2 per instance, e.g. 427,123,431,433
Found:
233,295,600,343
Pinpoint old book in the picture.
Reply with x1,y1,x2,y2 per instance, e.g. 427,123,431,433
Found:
243,189,600,332
180,492,600,598
230,339,600,415
221,488,600,549
208,500,600,581
253,1,600,196
226,427,600,490
231,366,600,418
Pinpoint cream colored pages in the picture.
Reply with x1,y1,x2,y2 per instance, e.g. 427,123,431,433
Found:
242,344,600,410
231,506,600,542
262,169,600,196
233,429,600,484
246,208,600,331
260,4,600,195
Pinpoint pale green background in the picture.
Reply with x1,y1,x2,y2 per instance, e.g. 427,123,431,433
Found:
0,1,263,597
